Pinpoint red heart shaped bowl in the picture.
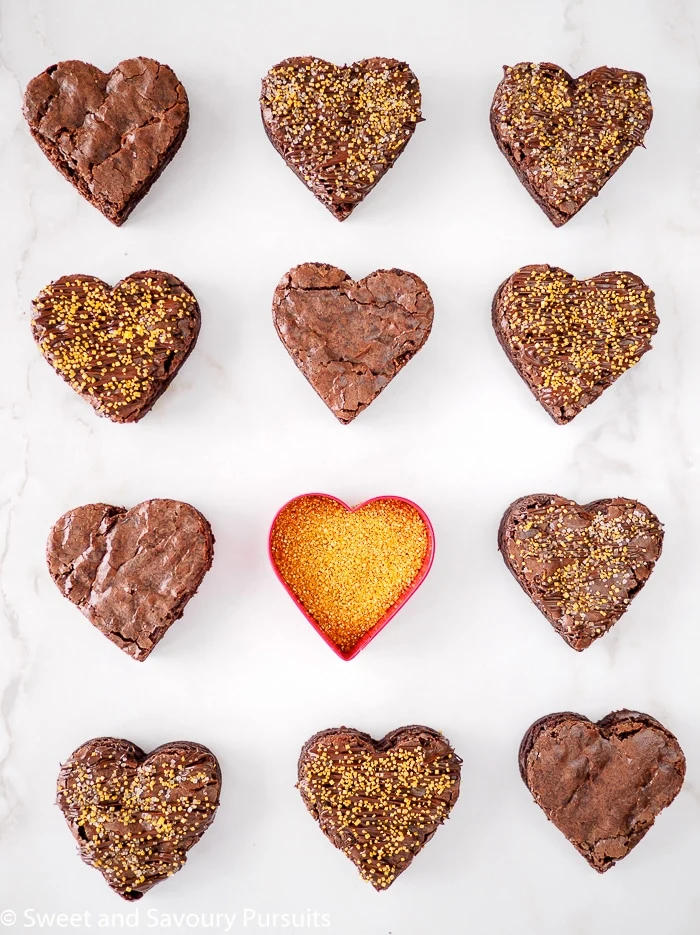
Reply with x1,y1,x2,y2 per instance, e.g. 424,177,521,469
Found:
268,493,435,660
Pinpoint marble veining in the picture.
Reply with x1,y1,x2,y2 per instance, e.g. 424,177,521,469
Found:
0,0,699,933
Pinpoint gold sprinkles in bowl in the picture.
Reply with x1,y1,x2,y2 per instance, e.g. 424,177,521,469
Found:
270,494,432,655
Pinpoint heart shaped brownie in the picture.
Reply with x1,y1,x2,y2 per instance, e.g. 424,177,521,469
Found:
273,264,433,423
261,57,422,220
298,726,461,889
269,494,433,659
47,499,214,661
520,711,685,872
499,494,663,650
32,271,200,423
490,63,652,226
24,58,188,225
492,265,658,423
57,737,221,899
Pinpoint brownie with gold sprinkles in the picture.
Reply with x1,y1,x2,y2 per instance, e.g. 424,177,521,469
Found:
492,264,658,423
31,270,200,423
260,57,422,220
23,58,188,225
47,499,214,661
57,737,221,899
490,63,653,226
297,726,461,890
520,710,685,872
499,494,663,651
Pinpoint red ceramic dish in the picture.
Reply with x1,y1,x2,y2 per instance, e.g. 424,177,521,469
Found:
268,493,435,661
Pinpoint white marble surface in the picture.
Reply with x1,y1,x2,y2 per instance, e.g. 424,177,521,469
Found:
0,0,699,932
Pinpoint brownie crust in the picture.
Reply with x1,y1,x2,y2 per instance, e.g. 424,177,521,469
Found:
47,499,214,661
519,710,685,872
23,58,189,225
273,263,433,423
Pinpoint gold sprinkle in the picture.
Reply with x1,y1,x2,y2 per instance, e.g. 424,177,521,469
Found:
493,64,652,217
498,266,657,418
58,744,218,896
507,498,662,645
299,736,459,889
270,495,430,652
261,59,421,216
32,275,197,419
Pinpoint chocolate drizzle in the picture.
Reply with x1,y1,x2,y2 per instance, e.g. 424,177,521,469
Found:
492,264,658,423
31,271,200,423
47,499,214,661
519,710,685,872
273,263,434,423
498,494,663,650
297,726,461,890
57,737,221,899
261,57,422,220
490,63,653,226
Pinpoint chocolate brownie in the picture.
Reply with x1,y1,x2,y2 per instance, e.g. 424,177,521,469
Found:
23,58,189,225
297,726,461,889
490,63,653,226
261,57,422,220
519,710,685,871
492,265,658,423
31,270,200,423
499,494,663,650
273,263,433,423
47,499,214,661
57,737,221,899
